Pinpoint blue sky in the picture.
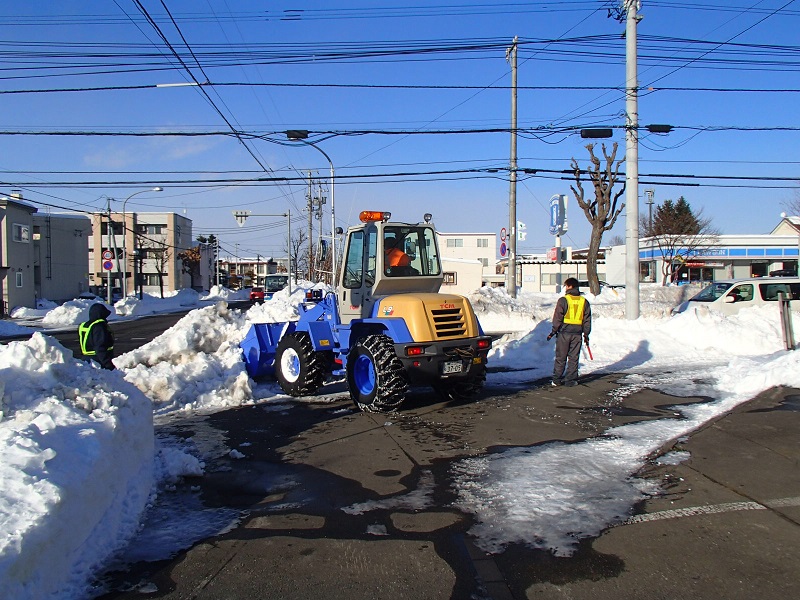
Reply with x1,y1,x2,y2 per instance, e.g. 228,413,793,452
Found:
1,1,799,260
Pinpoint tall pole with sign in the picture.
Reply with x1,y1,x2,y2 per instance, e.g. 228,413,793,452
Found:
549,194,568,289
506,37,518,298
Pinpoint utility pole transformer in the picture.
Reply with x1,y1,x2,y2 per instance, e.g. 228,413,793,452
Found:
506,36,518,298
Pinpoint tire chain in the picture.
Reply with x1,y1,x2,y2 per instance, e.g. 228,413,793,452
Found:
291,333,326,396
360,334,409,412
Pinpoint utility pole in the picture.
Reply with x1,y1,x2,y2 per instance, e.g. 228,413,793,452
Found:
624,0,641,319
306,171,313,281
215,236,220,288
506,36,518,298
106,198,113,304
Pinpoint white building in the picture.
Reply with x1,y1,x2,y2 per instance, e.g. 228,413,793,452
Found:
625,218,799,285
436,231,498,294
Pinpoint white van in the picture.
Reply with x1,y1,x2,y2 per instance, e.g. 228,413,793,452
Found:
672,277,800,316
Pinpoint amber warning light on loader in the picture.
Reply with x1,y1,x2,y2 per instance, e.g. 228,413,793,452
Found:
359,211,391,223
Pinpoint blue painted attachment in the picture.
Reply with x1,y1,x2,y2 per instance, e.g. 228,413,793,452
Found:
239,322,290,378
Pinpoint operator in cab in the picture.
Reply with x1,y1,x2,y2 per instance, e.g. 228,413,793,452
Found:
384,234,410,268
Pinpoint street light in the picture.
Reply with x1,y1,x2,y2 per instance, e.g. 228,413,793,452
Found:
122,187,163,297
285,130,336,286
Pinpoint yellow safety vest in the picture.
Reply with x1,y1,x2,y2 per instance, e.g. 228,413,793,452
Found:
78,319,114,356
563,295,586,325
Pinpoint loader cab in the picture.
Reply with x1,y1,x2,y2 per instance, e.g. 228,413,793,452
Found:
338,211,444,324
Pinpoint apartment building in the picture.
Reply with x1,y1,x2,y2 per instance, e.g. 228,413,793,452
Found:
89,211,193,297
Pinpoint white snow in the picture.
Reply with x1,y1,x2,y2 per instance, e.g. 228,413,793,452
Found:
1,282,799,598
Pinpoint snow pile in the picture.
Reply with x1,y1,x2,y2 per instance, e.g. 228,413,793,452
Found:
41,298,117,327
116,303,253,414
114,285,317,414
0,334,155,600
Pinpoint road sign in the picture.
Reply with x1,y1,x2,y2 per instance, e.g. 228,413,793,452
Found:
233,210,252,227
500,227,507,242
102,260,114,271
500,242,507,257
549,194,568,236
102,250,113,260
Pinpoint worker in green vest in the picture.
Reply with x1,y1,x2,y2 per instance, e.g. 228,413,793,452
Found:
79,303,116,370
547,277,591,387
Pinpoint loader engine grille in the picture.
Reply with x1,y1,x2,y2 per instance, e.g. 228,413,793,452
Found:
430,305,467,338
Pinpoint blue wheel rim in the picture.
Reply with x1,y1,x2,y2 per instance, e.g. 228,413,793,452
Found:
353,354,376,396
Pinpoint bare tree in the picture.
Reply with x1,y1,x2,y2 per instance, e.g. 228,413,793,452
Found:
570,143,626,295
782,190,800,216
139,237,171,298
289,229,309,282
639,197,719,285
608,234,625,247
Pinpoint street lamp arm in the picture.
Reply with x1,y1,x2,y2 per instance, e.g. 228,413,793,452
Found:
285,135,337,287
120,187,163,298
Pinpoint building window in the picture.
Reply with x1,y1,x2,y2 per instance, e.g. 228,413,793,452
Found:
479,258,489,267
138,224,167,235
100,221,124,236
446,239,463,248
477,238,488,248
143,274,162,286
640,261,656,283
543,273,560,285
12,223,30,243
443,272,457,285
15,272,23,287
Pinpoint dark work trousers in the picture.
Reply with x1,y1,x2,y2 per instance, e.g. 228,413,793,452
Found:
553,331,582,383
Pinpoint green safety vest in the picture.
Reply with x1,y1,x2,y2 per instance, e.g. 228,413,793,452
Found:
563,295,586,325
78,319,114,356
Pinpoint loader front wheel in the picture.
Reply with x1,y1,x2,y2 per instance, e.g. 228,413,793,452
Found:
275,332,325,396
347,334,408,412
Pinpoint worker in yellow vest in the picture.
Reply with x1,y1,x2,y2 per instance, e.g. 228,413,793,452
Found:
547,278,591,387
79,303,116,370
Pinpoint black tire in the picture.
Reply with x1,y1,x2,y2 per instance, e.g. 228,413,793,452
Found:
347,334,408,412
433,369,486,402
274,332,325,396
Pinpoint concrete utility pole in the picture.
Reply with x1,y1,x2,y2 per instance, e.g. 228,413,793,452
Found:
506,36,518,298
624,0,641,320
106,198,113,304
306,171,313,281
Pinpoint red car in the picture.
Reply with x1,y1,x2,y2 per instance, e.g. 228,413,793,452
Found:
249,287,265,303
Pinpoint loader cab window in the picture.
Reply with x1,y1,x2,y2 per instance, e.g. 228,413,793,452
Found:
383,226,440,277
343,230,365,289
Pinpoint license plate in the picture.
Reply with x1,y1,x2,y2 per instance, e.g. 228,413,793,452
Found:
442,361,463,374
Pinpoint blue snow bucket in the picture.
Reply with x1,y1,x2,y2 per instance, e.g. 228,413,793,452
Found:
239,322,288,378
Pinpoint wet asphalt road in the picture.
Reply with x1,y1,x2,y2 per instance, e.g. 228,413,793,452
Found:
97,374,800,600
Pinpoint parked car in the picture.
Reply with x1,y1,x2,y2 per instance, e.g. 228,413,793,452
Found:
264,274,289,299
769,268,798,277
249,287,265,303
672,277,800,315
83,287,123,303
